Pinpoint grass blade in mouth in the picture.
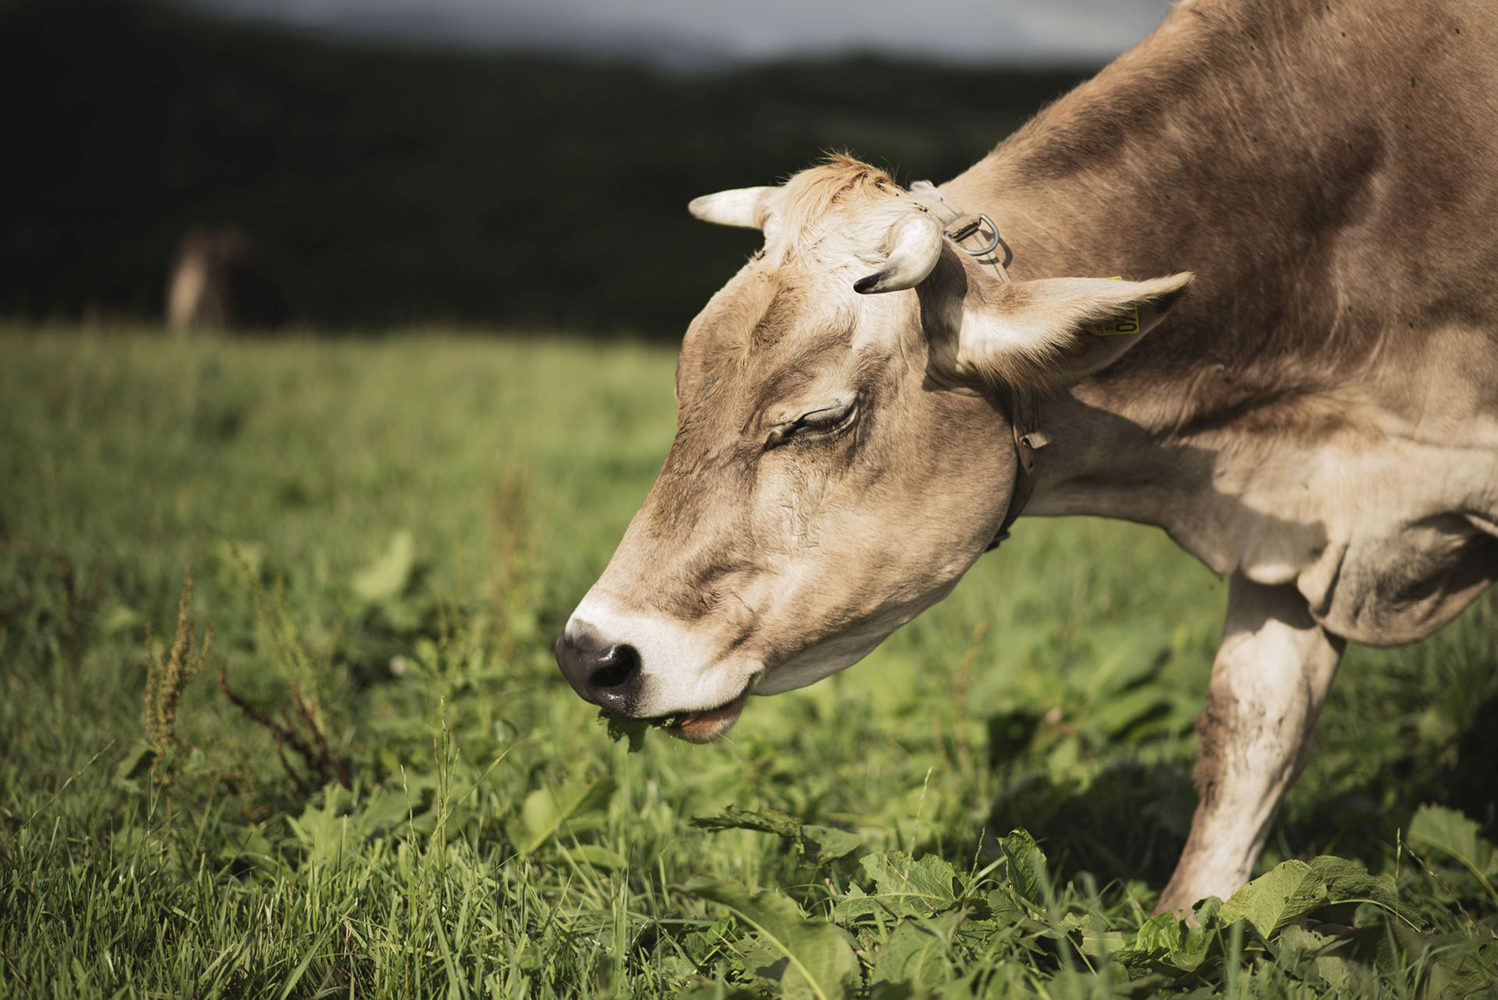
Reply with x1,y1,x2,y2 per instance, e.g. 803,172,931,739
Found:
599,711,684,752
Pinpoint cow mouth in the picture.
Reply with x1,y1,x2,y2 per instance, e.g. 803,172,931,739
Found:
598,675,760,747
662,690,750,743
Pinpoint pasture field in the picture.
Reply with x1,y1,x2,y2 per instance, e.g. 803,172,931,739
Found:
1,327,1495,999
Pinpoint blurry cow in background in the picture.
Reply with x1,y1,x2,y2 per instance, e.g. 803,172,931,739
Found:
166,226,288,332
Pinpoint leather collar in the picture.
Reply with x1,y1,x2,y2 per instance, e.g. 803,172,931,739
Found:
907,181,1049,552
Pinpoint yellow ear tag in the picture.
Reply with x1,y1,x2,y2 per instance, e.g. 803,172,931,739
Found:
1083,276,1141,337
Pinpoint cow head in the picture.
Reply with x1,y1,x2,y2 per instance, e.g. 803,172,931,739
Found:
556,156,1190,741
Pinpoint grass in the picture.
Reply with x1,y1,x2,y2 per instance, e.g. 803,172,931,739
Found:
1,326,1494,998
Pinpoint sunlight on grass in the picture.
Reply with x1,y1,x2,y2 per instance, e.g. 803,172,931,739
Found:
1,327,1494,997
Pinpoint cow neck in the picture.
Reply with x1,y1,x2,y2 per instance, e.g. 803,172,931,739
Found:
907,181,1049,552
929,7,1326,531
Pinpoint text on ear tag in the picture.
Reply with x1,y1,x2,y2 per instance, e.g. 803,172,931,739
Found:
1083,308,1141,336
1084,276,1141,336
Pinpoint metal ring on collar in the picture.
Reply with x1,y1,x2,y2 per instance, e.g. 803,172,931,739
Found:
959,214,1002,257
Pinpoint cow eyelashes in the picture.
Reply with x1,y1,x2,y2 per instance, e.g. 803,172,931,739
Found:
764,398,859,449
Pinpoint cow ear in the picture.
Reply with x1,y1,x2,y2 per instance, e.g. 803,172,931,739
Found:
934,273,1194,393
688,186,781,231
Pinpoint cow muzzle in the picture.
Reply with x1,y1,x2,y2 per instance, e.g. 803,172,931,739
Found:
553,631,643,714
555,594,762,741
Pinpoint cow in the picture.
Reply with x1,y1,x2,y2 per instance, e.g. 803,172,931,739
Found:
554,0,1498,912
166,226,288,332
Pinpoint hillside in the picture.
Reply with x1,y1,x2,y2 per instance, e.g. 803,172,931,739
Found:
2,0,1091,333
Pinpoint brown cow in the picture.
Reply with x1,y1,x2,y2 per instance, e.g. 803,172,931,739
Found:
556,0,1498,911
166,226,288,332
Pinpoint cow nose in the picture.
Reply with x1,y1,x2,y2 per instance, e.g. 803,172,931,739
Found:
554,632,643,713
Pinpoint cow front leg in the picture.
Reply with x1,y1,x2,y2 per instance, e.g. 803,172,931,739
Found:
1156,574,1345,914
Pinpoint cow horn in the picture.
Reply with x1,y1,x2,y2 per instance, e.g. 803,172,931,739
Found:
853,210,944,294
688,186,780,230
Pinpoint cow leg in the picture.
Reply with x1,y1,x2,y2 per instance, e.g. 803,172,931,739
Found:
1156,574,1345,914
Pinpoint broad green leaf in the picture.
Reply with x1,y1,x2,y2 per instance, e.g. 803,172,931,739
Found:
1115,911,1187,976
352,529,416,602
1219,860,1328,939
1275,924,1335,956
984,887,1028,923
1193,896,1224,926
1084,686,1172,740
112,740,156,793
1081,625,1167,699
1000,830,1050,909
837,883,874,920
873,913,964,987
1271,925,1364,989
1308,855,1414,923
679,876,856,1000
360,788,421,836
1408,805,1495,871
836,852,961,920
802,825,861,865
511,773,616,856
287,804,352,865
738,934,792,990
1433,939,1498,1000
1078,924,1128,960
1408,804,1498,902
1134,912,1183,954
217,826,287,875
408,801,477,839
1127,896,1225,976
1314,954,1356,989
681,918,736,969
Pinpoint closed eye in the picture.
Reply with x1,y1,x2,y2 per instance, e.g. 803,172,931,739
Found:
765,398,858,449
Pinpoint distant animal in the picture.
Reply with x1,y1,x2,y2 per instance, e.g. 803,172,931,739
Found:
555,0,1498,912
166,226,288,331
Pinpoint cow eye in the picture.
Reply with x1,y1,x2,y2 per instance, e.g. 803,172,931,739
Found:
766,398,858,448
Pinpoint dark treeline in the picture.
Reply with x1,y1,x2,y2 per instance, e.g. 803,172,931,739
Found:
2,0,1093,335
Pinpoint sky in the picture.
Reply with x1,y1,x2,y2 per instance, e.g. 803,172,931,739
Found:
181,0,1177,66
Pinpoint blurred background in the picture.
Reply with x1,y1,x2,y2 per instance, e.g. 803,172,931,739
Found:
1,0,1174,337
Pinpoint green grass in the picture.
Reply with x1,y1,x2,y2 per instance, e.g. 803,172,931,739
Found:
1,327,1494,998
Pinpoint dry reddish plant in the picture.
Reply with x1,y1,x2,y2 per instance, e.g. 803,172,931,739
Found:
217,672,351,792
143,567,212,784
